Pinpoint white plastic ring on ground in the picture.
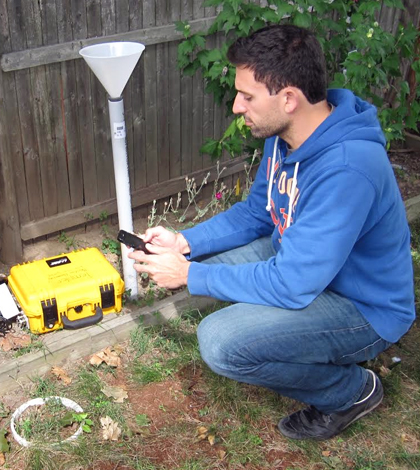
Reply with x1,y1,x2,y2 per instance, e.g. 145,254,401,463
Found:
10,396,84,448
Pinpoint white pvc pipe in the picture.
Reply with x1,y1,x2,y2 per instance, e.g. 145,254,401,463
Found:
108,97,138,298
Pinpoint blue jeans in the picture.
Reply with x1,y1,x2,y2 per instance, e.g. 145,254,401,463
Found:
196,237,392,413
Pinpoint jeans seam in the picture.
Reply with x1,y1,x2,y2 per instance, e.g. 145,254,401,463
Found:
339,337,385,361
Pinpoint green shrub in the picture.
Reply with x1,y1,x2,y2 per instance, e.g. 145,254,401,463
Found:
177,0,420,157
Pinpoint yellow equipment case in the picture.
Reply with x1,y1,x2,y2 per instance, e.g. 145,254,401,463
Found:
7,248,125,334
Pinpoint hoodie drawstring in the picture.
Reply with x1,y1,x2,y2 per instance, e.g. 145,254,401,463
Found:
287,161,299,228
265,136,279,211
266,136,299,228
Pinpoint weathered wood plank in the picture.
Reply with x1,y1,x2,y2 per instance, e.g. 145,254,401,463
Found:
191,0,205,172
42,0,72,214
74,0,98,207
202,3,217,170
30,1,58,219
1,16,217,72
180,0,194,177
100,0,117,200
0,68,22,262
0,0,24,262
10,0,44,222
143,1,159,187
168,0,182,180
29,0,58,218
57,0,85,210
128,0,146,191
86,0,113,204
116,0,133,190
20,156,250,240
156,0,170,184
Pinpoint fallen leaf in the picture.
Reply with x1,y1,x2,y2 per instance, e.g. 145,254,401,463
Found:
11,334,31,348
101,385,128,403
0,452,5,465
208,434,216,446
51,366,72,385
0,338,12,352
218,449,226,460
322,450,331,457
196,426,208,436
0,333,31,351
89,354,104,366
89,347,121,368
100,416,121,441
112,344,125,355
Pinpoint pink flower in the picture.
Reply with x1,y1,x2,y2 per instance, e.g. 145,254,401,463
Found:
215,192,222,200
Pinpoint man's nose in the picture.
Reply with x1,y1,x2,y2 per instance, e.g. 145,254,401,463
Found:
232,94,246,115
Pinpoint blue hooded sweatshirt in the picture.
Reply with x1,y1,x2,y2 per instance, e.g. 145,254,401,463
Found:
182,89,415,343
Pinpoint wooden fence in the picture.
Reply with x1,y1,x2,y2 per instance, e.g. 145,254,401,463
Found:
0,0,419,264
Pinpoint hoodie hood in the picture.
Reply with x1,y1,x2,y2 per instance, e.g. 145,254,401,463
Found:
264,88,387,218
285,88,387,165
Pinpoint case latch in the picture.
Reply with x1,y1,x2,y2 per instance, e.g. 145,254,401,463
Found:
100,284,115,309
41,298,58,329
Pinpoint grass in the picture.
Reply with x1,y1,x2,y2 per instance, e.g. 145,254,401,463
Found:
1,229,420,469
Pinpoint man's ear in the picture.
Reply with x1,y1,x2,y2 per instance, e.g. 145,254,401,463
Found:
282,87,299,114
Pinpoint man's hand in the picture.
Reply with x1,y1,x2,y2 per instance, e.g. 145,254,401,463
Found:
128,243,190,290
142,226,190,254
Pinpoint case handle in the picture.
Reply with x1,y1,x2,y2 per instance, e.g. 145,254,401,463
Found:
62,306,103,330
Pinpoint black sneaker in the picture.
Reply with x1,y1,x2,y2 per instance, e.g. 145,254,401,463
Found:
278,370,383,440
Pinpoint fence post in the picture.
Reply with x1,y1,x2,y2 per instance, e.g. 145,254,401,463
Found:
0,66,22,265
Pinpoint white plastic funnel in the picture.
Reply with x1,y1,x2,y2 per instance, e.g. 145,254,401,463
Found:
79,42,145,98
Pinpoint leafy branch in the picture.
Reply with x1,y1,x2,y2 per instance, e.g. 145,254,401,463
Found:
176,0,420,155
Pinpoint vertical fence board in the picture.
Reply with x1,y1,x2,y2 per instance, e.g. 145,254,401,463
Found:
101,0,117,200
143,1,159,186
74,0,98,208
168,0,182,180
57,0,84,210
129,0,146,191
29,1,58,218
202,3,217,170
87,0,112,203
156,0,170,184
117,0,133,190
180,0,193,176
42,0,72,214
0,0,29,227
24,0,58,218
0,0,22,262
10,0,45,222
191,0,205,172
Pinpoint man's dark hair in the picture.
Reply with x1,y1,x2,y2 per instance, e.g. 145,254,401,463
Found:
227,24,327,104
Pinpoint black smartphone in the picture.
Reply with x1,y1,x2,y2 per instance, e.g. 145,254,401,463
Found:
117,230,150,253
